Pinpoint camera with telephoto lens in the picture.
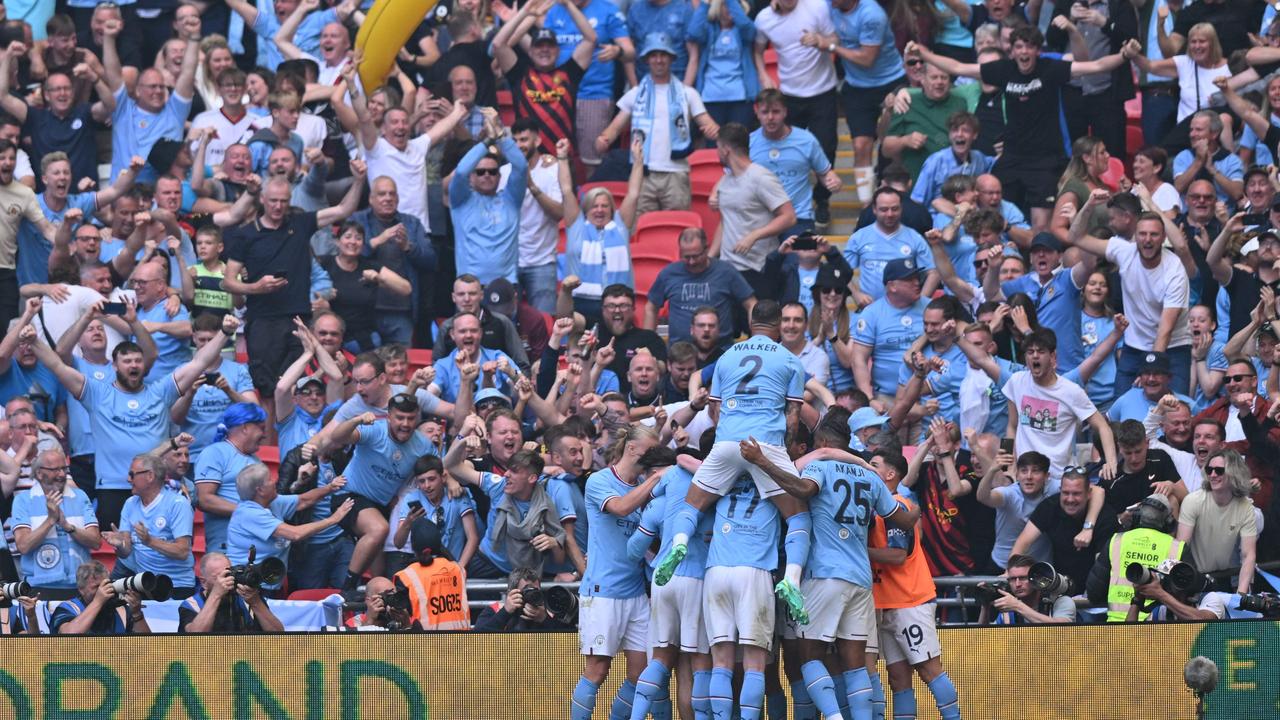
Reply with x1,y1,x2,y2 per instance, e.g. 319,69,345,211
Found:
0,580,32,601
520,586,545,608
229,546,285,589
1125,561,1212,597
545,585,578,623
1238,593,1280,617
380,586,410,613
973,580,1011,604
111,572,173,601
1028,562,1073,598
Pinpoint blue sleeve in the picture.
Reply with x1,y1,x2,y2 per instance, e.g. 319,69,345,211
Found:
49,603,75,633
231,364,253,392
1004,202,1028,229
699,363,716,386
546,481,577,522
1000,275,1027,300
170,498,193,538
852,308,877,346
727,0,755,42
10,494,30,528
870,474,899,517
585,475,616,514
1220,154,1243,180
885,525,912,550
245,505,282,542
1172,150,1192,178
647,266,670,305
914,234,936,271
604,7,629,42
806,134,830,174
688,4,710,44
310,257,333,298
787,356,805,399
499,137,528,204
273,493,301,521
595,370,621,394
194,444,223,482
843,243,860,270
859,10,887,45
910,157,932,204
626,501,661,561
449,142,488,206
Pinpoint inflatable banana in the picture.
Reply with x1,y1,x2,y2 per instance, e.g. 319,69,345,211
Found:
354,0,442,91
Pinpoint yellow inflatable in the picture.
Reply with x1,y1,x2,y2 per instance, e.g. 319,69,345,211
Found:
354,0,443,91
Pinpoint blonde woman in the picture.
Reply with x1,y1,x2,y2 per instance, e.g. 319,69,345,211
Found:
194,36,236,111
1177,449,1257,594
1050,136,1112,242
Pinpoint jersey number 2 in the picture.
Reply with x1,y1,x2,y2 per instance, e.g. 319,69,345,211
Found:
735,355,762,395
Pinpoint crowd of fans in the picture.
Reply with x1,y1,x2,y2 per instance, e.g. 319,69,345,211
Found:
0,0,1271,662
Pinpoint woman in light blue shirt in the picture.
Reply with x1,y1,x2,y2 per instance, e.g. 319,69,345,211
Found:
560,137,643,324
688,0,758,127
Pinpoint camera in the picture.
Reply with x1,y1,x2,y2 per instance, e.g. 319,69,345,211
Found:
520,586,545,608
229,547,286,588
111,572,173,601
1238,593,1280,617
1028,562,1073,598
0,580,32,600
545,585,578,623
380,586,410,613
973,580,1011,604
1125,561,1211,597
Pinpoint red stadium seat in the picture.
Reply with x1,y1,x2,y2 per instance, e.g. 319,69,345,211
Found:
633,256,669,297
259,445,280,481
689,192,721,241
92,541,117,573
406,348,433,375
1124,94,1141,123
1125,124,1144,159
763,48,780,87
288,588,341,601
1100,156,1126,191
633,210,702,260
497,89,516,128
688,149,724,188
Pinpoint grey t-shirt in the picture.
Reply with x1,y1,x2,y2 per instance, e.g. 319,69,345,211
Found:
716,163,791,273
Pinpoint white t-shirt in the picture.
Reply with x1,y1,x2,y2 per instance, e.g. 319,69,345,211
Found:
190,108,258,167
499,155,563,269
752,0,838,98
1172,56,1231,123
618,83,708,173
34,285,135,357
365,135,433,232
251,112,327,149
1149,182,1181,214
1105,237,1190,352
1001,370,1097,477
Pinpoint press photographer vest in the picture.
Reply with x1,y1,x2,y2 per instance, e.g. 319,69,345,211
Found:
1105,528,1184,622
395,558,470,631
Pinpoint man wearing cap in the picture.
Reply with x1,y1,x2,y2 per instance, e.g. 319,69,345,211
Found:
844,187,939,306
851,257,930,408
762,232,853,315
273,319,344,456
1066,203,1193,396
484,278,550,364
986,229,1093,373
597,32,720,213
1107,352,1193,422
393,517,471,631
174,314,259,459
1207,215,1280,350
712,122,796,301
848,406,888,454
192,402,270,553
322,393,440,596
493,0,597,155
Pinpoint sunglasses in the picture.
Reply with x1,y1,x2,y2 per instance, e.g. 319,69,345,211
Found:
819,286,844,295
1205,466,1226,476
1062,465,1090,475
473,167,500,177
905,59,922,67
1225,374,1256,383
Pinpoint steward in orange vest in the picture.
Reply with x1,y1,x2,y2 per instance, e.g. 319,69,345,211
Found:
394,517,471,631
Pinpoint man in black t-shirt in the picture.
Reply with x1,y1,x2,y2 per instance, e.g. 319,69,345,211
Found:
908,28,1138,231
1012,469,1119,591
1168,0,1267,58
223,165,366,393
1104,420,1183,516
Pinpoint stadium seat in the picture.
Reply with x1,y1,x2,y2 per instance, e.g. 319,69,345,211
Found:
1125,124,1144,159
1124,94,1141,123
763,47,780,87
92,541,117,573
633,256,669,297
259,445,280,481
496,89,515,128
690,185,721,240
1100,156,1126,191
633,210,702,260
406,348,433,375
688,149,724,188
288,588,341,601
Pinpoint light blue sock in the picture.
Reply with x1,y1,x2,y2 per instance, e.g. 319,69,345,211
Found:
693,670,713,720
709,668,735,720
927,672,960,720
784,511,812,569
869,672,886,720
832,669,851,716
790,679,818,720
766,690,787,720
572,676,599,720
800,660,844,719
610,679,637,720
739,670,766,720
671,500,699,543
631,659,670,720
891,688,917,720
652,696,673,720
842,668,871,720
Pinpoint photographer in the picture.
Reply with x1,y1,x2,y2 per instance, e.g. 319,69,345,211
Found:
1127,567,1231,622
345,577,412,631
50,561,150,635
1086,493,1185,622
474,567,575,632
178,552,284,633
978,554,1076,625
0,592,38,634
392,518,470,631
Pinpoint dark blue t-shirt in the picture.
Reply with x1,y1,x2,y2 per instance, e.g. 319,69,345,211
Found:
646,259,754,344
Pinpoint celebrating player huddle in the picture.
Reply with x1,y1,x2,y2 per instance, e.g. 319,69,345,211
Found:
571,301,962,720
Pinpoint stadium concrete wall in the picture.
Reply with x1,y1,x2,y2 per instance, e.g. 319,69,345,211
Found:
0,620,1275,719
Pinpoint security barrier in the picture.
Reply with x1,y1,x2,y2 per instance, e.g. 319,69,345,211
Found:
0,620,1275,719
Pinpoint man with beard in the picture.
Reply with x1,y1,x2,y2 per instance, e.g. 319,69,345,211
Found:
543,424,590,581
31,311,240,528
595,284,668,393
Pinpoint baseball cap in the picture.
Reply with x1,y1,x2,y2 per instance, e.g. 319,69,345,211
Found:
848,407,888,434
1240,237,1261,255
475,388,512,408
147,139,184,174
1029,232,1064,253
410,517,450,560
294,375,324,392
531,27,559,45
483,278,517,317
813,264,850,294
640,32,678,58
882,258,922,284
1138,351,1171,375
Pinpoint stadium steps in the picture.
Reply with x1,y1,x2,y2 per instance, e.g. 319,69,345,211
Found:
826,132,862,240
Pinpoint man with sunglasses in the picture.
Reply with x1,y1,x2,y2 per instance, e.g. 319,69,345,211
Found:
449,118,527,286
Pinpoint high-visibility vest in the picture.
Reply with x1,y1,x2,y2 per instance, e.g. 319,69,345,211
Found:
394,558,471,631
1105,528,1184,622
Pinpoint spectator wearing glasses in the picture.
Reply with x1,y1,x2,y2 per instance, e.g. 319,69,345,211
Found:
1177,448,1258,594
102,454,196,599
130,258,191,385
644,228,756,347
449,118,528,286
10,448,101,600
